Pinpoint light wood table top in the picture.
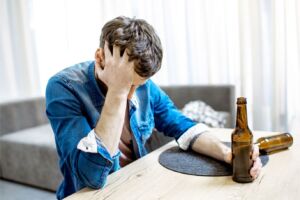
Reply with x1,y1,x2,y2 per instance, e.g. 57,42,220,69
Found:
65,128,299,200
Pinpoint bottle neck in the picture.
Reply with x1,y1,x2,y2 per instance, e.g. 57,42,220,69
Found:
235,104,249,129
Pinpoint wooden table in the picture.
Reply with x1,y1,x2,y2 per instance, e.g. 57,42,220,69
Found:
65,128,299,200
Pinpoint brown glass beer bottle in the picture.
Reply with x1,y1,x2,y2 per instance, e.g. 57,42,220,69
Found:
231,97,253,183
255,133,293,155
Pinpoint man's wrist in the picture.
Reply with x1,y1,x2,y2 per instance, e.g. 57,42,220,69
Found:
108,87,130,99
223,147,232,164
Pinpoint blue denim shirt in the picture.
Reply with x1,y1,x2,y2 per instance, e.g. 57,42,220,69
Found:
45,61,196,199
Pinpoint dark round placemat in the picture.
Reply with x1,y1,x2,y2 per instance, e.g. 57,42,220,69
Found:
158,142,269,176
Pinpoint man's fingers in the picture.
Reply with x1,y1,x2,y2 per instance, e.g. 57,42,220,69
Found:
252,144,259,160
95,62,105,77
251,159,261,171
250,157,262,178
104,41,112,58
94,63,108,85
113,45,121,59
121,49,135,73
251,168,260,179
122,49,130,61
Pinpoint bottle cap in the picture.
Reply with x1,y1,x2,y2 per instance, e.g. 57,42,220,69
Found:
237,97,247,104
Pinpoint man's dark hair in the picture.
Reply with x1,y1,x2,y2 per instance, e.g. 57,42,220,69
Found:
100,16,163,78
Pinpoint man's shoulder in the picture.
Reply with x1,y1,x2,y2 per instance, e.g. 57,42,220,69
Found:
49,61,94,85
46,61,94,98
145,79,163,94
144,79,157,89
138,79,165,102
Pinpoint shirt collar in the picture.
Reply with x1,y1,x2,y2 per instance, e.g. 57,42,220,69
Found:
87,61,105,107
130,92,139,109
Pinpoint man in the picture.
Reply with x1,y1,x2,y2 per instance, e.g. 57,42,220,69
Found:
46,16,261,200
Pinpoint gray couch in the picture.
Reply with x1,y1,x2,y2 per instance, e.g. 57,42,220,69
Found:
0,85,235,191
0,98,62,191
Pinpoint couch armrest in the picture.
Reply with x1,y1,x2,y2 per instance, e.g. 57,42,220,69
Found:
0,97,48,136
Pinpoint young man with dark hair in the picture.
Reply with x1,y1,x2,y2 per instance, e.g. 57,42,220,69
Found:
46,16,261,200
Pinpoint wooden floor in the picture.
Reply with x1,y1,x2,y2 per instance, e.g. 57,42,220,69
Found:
0,179,56,200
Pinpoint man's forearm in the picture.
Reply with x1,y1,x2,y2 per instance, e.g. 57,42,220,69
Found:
94,89,128,156
191,131,232,164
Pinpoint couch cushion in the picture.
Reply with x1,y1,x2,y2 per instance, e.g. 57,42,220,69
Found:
182,100,229,128
160,85,235,128
218,111,231,128
0,124,62,191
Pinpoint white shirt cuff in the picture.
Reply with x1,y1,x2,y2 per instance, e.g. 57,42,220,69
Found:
77,129,98,153
177,123,210,150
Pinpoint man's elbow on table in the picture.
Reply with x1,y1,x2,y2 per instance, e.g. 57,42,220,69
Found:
75,152,112,190
76,165,108,190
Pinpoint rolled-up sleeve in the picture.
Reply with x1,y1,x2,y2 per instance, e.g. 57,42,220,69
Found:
46,76,113,189
176,123,209,150
78,129,120,162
